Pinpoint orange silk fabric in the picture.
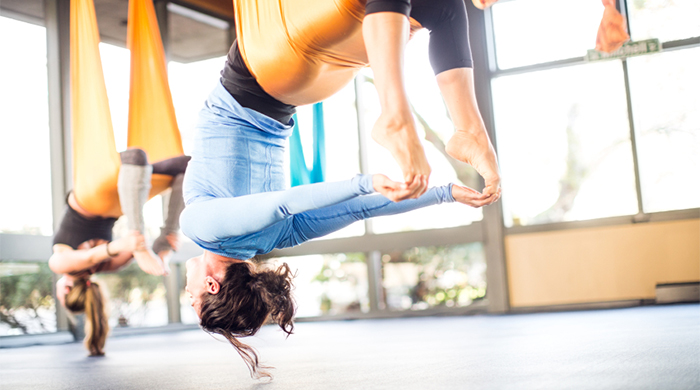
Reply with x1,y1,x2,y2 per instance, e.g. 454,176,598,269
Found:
127,0,184,163
595,4,630,53
234,0,422,106
70,0,182,217
70,0,122,216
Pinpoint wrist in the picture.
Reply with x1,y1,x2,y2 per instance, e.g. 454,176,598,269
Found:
106,241,118,257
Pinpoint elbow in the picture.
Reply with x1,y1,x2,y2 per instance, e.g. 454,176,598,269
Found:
48,253,63,274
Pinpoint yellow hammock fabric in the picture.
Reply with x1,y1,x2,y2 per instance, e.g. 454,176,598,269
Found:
127,0,183,162
70,0,182,217
233,0,423,107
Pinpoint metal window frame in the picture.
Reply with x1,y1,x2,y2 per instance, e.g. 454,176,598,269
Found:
484,0,700,236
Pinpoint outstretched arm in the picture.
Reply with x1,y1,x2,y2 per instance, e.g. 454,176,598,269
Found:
48,232,144,274
278,183,490,248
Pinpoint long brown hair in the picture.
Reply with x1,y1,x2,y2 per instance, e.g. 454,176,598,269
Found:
199,261,296,379
64,279,110,356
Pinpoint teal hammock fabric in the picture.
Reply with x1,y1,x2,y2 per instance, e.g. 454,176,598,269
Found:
290,102,326,187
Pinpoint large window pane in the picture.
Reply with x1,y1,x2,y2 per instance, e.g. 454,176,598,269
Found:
263,253,369,317
382,243,486,311
100,43,131,152
168,56,226,156
294,84,365,239
492,61,638,226
0,17,53,235
98,263,168,328
628,0,700,43
491,0,602,69
358,30,482,234
0,262,56,336
628,48,700,213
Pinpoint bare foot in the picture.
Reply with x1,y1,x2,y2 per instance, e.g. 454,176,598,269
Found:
445,130,501,204
371,112,431,198
452,183,501,208
134,249,168,276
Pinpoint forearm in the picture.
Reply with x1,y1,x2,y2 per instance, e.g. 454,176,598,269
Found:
48,243,113,274
280,185,454,247
180,175,375,242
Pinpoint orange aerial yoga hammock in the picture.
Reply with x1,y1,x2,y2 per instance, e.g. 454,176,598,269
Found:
70,0,183,218
233,0,423,107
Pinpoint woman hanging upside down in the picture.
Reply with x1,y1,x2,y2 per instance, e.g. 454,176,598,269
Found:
224,0,502,202
181,0,504,377
50,149,190,355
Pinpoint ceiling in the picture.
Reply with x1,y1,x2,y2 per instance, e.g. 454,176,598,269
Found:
0,0,235,63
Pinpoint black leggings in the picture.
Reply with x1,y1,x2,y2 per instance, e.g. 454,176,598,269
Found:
120,148,190,177
366,0,473,73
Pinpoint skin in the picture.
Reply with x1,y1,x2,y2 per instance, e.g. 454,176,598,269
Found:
63,192,171,276
51,234,140,306
363,12,501,206
185,174,495,316
366,0,627,204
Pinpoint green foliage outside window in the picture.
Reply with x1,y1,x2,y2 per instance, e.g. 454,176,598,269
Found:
0,262,55,335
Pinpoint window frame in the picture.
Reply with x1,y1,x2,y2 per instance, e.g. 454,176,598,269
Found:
485,0,700,233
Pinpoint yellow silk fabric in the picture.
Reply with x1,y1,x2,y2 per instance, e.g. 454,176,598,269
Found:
127,0,184,199
70,0,122,216
234,0,422,106
127,0,183,163
70,0,183,217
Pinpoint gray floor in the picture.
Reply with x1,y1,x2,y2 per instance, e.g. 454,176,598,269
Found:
1,304,699,390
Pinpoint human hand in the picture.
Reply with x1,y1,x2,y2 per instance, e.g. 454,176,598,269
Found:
166,233,181,252
114,230,147,253
156,233,180,268
452,183,501,208
373,174,428,202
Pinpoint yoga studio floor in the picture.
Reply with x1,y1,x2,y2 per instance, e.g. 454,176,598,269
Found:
1,304,698,390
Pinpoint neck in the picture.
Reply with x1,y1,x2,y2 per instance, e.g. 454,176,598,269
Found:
203,251,246,281
204,251,245,264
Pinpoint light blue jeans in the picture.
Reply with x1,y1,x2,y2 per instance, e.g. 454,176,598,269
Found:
182,81,455,260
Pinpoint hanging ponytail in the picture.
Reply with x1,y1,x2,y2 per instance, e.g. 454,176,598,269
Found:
65,279,110,356
199,262,296,379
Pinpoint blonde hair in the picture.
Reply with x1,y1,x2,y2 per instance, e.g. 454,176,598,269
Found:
64,279,110,356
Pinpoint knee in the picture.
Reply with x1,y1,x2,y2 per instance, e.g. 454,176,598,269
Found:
120,148,148,166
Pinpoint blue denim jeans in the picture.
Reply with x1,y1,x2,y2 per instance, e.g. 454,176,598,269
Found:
181,81,455,259
183,81,293,206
